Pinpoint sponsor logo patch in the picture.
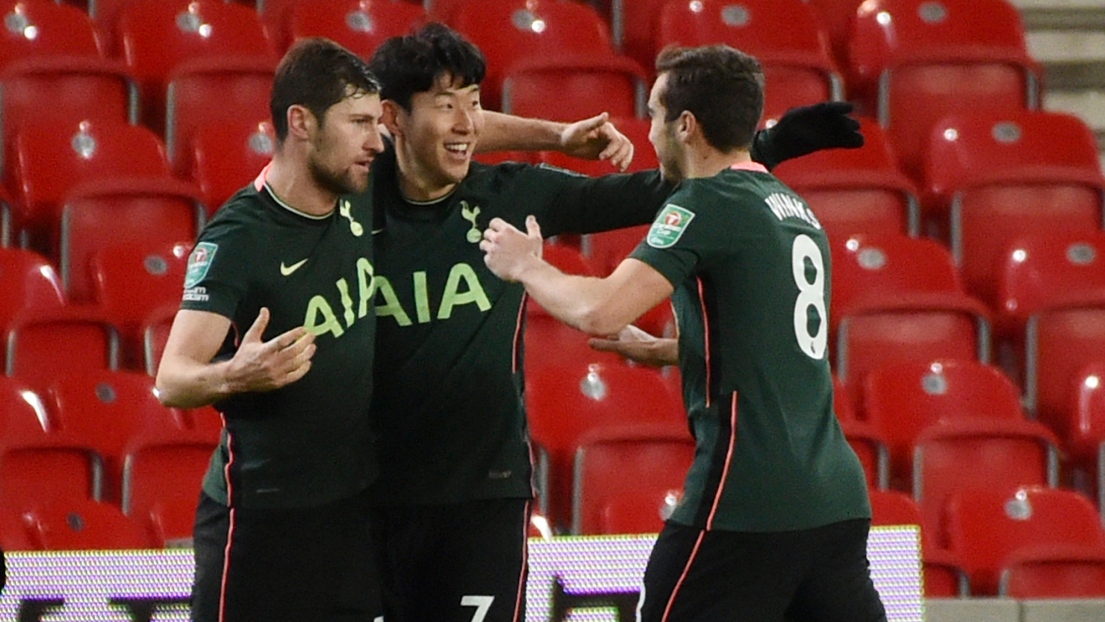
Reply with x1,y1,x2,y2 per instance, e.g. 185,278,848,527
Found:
184,242,218,288
646,204,695,249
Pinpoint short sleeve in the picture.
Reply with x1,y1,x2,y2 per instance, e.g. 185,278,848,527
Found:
180,219,254,319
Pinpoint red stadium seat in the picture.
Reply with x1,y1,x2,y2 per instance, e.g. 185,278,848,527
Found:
831,234,991,390
999,545,1105,598
924,111,1104,309
116,0,276,135
806,0,865,68
9,118,177,266
91,241,191,369
188,119,275,212
840,419,889,490
21,498,154,550
501,54,648,121
864,359,1025,491
849,0,1041,180
870,486,963,595
571,424,694,535
0,248,66,334
772,118,919,244
0,376,104,511
0,0,136,193
141,305,178,377
923,548,969,597
613,0,673,70
526,363,685,530
945,486,1105,596
993,231,1105,429
59,178,203,304
283,0,427,59
656,0,843,123
914,421,1059,550
450,0,619,111
5,310,121,389
1069,363,1105,515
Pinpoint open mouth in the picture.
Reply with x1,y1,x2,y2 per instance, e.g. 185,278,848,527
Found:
444,142,471,159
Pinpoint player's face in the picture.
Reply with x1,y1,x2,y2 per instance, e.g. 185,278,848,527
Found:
395,73,484,200
648,73,685,184
308,90,384,196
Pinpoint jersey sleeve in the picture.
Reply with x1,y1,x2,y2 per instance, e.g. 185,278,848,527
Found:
521,165,674,237
628,182,734,287
180,217,255,319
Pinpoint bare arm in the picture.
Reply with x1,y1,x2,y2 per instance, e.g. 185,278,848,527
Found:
155,307,316,409
479,110,634,171
481,216,673,336
589,325,679,367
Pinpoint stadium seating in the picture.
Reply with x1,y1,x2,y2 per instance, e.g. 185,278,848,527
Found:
283,0,427,59
116,0,276,137
21,498,154,550
0,0,136,185
945,486,1105,595
806,0,864,68
999,545,1105,598
526,362,685,529
187,119,275,213
571,424,694,535
993,230,1105,428
91,240,191,369
655,0,843,123
849,0,1041,180
141,305,178,377
9,118,178,268
5,311,121,389
830,233,991,390
913,421,1059,549
1068,363,1105,515
449,0,622,111
501,55,648,121
863,359,1026,491
924,110,1104,309
0,248,67,334
772,118,919,244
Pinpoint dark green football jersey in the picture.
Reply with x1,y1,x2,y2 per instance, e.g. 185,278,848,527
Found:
181,176,377,509
369,148,672,505
631,164,870,532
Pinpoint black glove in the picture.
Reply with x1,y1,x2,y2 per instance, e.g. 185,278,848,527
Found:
751,101,864,170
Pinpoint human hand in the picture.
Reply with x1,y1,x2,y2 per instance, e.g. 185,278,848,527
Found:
753,101,864,169
480,216,544,282
589,325,679,367
225,308,316,392
559,112,635,171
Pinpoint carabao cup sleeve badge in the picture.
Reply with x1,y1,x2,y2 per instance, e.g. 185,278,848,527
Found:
647,204,695,249
184,242,219,288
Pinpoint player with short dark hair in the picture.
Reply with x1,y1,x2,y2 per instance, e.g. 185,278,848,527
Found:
367,24,867,622
481,44,887,621
156,38,385,622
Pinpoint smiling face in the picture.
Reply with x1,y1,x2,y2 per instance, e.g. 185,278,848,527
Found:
307,90,385,196
389,72,484,201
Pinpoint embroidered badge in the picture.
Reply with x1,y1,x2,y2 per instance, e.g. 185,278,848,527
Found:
184,242,218,288
646,204,696,249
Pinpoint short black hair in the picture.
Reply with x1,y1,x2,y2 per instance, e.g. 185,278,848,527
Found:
655,45,764,151
270,37,381,142
368,22,486,112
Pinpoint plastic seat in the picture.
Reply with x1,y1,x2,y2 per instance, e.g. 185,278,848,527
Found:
807,0,865,68
913,421,1059,551
21,498,154,550
91,240,191,369
5,310,122,389
612,0,674,69
924,110,1104,308
849,0,1041,180
9,118,177,264
864,359,1025,492
502,55,648,121
59,178,204,303
116,0,276,136
0,247,66,334
0,0,136,182
994,230,1105,428
656,0,843,123
141,305,178,377
999,545,1105,598
831,233,991,390
526,363,685,530
571,425,694,535
283,0,427,59
0,376,103,511
944,486,1105,596
1070,363,1105,517
450,0,619,111
869,486,964,595
772,118,919,244
188,119,274,212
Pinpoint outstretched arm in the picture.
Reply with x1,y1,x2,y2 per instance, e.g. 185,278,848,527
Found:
589,325,679,367
155,308,316,409
752,101,864,169
478,110,634,171
481,216,673,336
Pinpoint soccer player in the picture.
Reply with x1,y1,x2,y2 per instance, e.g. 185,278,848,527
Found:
481,45,887,621
366,24,866,622
155,39,385,621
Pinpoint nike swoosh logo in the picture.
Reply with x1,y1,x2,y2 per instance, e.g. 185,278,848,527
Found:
280,259,308,276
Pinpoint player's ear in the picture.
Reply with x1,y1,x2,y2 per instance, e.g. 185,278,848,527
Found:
381,100,404,136
286,104,315,141
676,110,695,143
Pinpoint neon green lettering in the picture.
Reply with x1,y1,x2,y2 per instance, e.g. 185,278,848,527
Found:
374,276,412,326
437,263,492,320
304,296,344,337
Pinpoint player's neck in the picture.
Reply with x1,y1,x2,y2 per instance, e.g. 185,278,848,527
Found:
683,146,752,180
265,155,338,217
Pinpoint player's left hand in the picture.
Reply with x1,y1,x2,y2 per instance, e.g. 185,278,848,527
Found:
559,112,635,171
481,215,544,282
753,101,863,169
